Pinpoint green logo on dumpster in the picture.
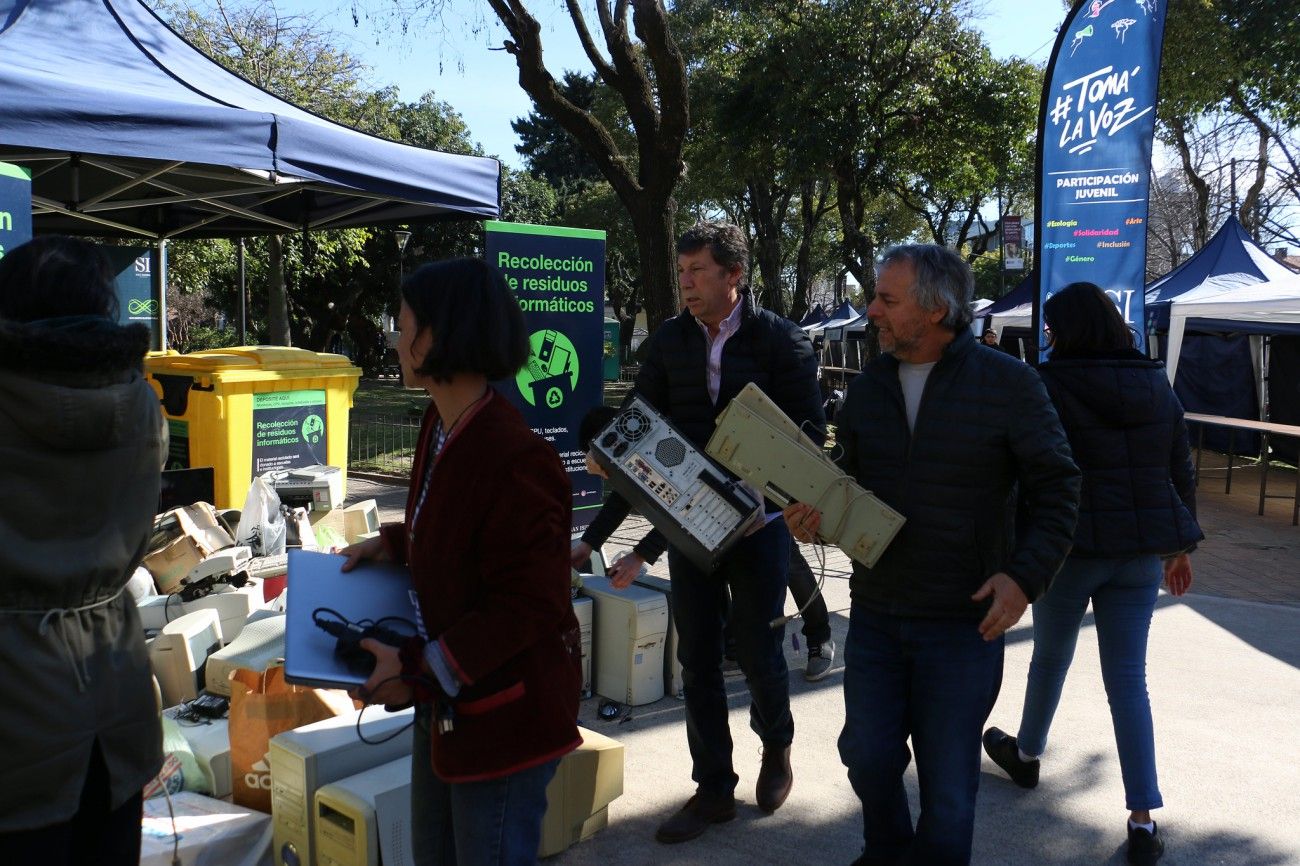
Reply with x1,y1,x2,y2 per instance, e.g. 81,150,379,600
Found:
515,329,579,409
301,414,325,444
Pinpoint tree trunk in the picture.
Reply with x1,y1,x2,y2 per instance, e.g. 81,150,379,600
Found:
631,197,679,332
792,179,831,322
746,179,790,316
1168,116,1211,249
267,233,291,346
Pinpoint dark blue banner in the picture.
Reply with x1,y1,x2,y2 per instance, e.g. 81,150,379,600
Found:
100,246,160,347
1035,0,1167,355
0,162,33,261
485,221,606,533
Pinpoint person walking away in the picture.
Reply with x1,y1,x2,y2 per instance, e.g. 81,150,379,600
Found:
982,281,1202,865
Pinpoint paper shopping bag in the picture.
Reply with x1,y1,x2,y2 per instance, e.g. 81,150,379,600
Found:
227,664,355,812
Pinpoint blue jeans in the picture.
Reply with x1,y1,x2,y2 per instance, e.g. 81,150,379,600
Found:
839,606,1004,866
410,706,559,865
668,518,793,795
1017,555,1164,811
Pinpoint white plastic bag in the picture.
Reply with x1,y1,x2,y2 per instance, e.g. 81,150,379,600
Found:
234,477,286,557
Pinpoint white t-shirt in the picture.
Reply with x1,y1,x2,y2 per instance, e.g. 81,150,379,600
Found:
899,361,937,432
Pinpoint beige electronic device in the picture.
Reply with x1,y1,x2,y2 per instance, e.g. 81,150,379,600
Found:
137,578,264,643
164,706,233,799
572,595,593,699
205,609,286,697
631,573,684,698
579,575,667,706
270,708,413,866
707,382,906,569
149,609,224,707
314,756,413,866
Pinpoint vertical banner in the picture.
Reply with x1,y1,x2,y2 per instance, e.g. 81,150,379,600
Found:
1003,215,1024,270
1035,0,1166,355
0,162,33,260
101,246,161,347
485,221,606,532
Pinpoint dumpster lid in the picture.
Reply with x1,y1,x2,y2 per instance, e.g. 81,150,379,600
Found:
145,346,359,374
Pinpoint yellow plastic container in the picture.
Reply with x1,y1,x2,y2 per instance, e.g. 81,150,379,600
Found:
145,347,362,509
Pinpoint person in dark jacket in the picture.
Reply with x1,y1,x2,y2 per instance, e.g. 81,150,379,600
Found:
587,222,825,844
0,236,165,866
785,244,1080,866
982,281,1202,866
342,258,580,865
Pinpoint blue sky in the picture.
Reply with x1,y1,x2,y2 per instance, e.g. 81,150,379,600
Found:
277,0,1069,166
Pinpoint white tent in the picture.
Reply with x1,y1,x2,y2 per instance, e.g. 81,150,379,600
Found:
1146,219,1300,383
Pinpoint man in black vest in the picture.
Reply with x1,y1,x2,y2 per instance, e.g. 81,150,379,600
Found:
786,245,1079,865
592,221,824,844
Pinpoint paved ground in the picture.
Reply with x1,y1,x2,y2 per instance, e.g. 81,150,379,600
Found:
345,460,1300,865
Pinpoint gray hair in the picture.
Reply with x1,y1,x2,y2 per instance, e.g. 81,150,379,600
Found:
877,244,974,330
677,221,749,285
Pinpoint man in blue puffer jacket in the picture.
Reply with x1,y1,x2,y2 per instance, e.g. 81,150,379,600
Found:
786,244,1080,866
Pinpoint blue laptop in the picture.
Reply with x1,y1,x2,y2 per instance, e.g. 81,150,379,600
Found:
283,549,421,690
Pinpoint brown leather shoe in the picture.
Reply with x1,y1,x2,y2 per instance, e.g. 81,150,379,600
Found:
756,744,793,813
654,791,737,843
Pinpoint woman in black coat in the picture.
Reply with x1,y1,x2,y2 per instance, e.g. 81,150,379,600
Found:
983,282,1202,866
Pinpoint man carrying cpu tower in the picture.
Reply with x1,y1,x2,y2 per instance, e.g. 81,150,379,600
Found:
584,221,825,844
785,244,1079,866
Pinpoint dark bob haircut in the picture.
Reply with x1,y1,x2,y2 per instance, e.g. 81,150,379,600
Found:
1042,281,1136,354
0,235,119,323
400,258,530,382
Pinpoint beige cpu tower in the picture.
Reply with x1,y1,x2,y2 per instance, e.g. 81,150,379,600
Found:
631,573,684,698
540,727,625,857
572,595,593,698
314,756,412,866
580,575,667,706
269,707,413,866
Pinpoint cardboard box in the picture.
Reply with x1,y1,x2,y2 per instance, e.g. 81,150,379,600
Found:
539,727,624,858
143,535,206,596
308,499,380,550
144,503,236,594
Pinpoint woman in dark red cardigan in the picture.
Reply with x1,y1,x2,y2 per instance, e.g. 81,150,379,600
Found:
342,258,581,865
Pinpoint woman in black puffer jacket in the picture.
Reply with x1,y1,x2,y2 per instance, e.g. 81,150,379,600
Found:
983,282,1202,866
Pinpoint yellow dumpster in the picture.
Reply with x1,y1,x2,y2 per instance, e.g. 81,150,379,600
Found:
144,347,362,509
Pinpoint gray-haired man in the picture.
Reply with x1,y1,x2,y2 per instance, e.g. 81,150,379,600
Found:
786,245,1079,865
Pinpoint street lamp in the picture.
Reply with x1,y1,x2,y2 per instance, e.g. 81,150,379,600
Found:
395,229,412,281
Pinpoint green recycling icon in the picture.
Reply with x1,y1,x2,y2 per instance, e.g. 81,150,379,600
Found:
301,414,325,444
516,329,580,408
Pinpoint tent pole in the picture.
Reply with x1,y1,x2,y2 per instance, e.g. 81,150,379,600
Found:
153,239,168,351
238,237,247,345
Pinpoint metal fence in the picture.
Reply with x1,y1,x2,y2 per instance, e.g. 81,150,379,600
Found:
347,414,420,478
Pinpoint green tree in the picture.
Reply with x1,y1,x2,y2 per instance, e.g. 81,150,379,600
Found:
1156,0,1300,248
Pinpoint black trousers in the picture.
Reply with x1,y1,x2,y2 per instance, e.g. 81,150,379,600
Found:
1,742,143,866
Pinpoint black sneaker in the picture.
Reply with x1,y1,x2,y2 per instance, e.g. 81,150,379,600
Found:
982,727,1039,789
1127,821,1164,865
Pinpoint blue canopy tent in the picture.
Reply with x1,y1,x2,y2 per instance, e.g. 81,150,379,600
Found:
0,0,500,238
1143,216,1300,453
804,300,859,336
797,304,828,328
